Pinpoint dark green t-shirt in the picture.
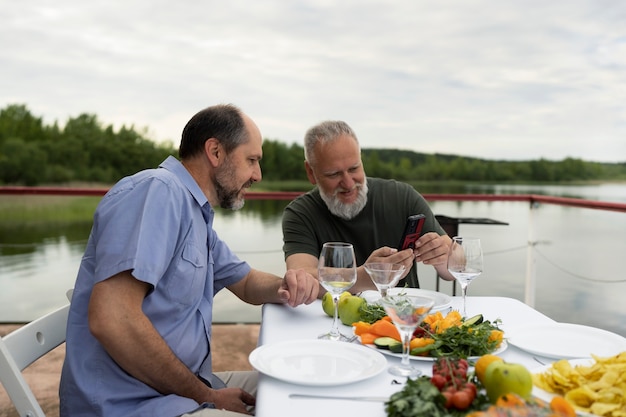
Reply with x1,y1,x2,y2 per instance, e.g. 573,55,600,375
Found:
282,177,445,288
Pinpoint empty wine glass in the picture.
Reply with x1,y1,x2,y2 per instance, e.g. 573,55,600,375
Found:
318,242,357,341
364,262,406,298
380,294,435,377
447,236,483,317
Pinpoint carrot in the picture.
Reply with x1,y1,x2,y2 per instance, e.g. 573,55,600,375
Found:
358,333,379,345
369,319,401,340
352,321,372,336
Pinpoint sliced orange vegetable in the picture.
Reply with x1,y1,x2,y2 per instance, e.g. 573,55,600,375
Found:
358,333,379,345
352,321,372,336
369,319,401,340
495,393,526,408
409,337,434,354
489,329,504,347
549,396,576,417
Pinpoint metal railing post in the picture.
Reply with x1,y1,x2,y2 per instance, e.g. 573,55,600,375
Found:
524,199,538,307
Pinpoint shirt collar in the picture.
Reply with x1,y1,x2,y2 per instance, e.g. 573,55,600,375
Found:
159,155,213,220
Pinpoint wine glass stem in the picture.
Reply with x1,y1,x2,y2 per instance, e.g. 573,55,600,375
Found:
380,288,388,298
329,294,341,340
399,329,413,368
459,282,469,317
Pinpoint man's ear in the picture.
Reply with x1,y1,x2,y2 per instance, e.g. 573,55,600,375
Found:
304,161,317,185
204,138,222,166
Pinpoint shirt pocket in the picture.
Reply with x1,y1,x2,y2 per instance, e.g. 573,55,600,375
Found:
166,243,206,305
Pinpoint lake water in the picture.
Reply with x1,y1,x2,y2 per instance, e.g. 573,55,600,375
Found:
1,183,625,337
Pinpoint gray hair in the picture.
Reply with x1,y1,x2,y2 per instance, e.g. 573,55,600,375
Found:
303,120,359,165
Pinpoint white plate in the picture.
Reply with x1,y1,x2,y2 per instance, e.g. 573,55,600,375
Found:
248,339,387,386
367,340,508,361
506,323,626,359
360,288,452,312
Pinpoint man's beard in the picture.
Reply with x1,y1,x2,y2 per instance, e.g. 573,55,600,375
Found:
214,159,250,210
319,177,368,220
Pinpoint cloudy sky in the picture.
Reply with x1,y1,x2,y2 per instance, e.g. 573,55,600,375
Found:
2,1,625,162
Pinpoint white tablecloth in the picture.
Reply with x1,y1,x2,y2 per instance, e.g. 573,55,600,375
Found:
255,296,556,417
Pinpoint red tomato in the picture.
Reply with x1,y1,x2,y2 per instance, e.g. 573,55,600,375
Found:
452,390,472,410
430,374,447,390
442,391,454,409
463,382,477,397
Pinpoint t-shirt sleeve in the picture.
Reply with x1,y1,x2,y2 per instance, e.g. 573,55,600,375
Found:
282,197,322,260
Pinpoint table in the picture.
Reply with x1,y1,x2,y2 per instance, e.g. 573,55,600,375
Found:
254,296,556,417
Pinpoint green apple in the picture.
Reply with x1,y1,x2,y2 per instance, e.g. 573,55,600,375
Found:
337,295,365,326
483,361,533,403
322,291,351,317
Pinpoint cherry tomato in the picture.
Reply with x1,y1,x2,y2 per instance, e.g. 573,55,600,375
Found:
413,326,426,338
452,390,472,410
463,382,477,397
431,374,447,390
442,391,454,408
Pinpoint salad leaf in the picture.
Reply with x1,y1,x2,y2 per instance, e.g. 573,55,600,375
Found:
386,377,447,417
358,301,387,323
424,319,503,358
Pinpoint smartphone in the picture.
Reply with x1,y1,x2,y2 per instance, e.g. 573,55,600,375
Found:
397,214,426,250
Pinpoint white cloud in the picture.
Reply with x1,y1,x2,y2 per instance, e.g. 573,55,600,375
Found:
1,0,625,162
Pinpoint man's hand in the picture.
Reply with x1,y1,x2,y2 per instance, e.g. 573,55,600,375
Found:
414,232,451,265
208,387,256,415
414,233,455,281
278,269,319,307
364,246,415,279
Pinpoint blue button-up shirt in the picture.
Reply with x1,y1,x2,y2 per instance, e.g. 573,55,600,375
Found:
60,156,251,417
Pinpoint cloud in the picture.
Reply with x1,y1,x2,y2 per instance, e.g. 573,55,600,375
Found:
1,0,625,162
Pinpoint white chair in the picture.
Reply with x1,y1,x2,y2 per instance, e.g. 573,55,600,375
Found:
0,301,70,417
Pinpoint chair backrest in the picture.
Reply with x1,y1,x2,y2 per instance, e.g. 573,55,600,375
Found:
0,302,70,417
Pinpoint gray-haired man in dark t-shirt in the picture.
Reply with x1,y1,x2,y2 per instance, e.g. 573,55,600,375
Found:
282,120,455,293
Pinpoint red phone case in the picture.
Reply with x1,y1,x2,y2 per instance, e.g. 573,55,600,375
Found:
397,214,426,250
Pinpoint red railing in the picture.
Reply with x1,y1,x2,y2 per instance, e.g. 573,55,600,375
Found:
2,186,626,213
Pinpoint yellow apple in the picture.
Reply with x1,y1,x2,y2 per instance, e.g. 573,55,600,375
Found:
338,295,365,326
483,361,533,403
321,291,351,317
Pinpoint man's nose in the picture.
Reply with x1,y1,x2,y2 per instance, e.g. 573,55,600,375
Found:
340,172,355,189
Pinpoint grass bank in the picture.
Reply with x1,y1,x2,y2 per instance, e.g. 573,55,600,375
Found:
0,195,101,226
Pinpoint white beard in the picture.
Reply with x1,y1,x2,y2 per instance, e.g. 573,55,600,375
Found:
319,177,369,220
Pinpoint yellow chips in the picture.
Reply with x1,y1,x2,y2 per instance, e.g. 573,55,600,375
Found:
533,351,626,417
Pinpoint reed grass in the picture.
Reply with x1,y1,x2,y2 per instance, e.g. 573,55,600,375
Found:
0,195,101,226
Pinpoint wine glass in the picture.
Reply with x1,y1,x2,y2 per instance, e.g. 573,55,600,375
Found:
447,236,483,317
318,242,357,341
380,294,435,377
363,262,406,298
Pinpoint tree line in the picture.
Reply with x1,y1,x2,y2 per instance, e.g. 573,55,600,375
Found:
1,104,624,186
